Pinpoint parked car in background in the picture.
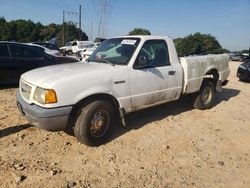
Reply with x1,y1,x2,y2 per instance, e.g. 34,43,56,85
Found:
60,41,94,55
32,42,59,50
27,43,60,56
80,48,96,62
241,53,250,62
76,42,101,61
229,53,242,61
237,61,250,81
0,42,78,84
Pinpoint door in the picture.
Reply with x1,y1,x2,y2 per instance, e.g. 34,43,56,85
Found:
129,40,181,109
8,44,48,80
0,44,15,84
71,41,78,53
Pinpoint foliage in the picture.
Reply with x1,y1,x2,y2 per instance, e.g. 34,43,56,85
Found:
94,37,106,42
174,32,227,57
0,17,88,47
128,28,151,35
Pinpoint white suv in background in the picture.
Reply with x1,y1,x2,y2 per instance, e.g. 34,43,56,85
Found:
60,41,94,55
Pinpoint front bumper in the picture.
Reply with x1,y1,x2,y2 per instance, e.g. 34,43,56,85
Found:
16,91,72,131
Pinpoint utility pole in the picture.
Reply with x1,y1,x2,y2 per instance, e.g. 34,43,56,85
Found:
97,14,102,38
98,0,110,38
62,10,78,46
90,22,93,41
100,0,107,38
62,10,65,46
79,4,82,40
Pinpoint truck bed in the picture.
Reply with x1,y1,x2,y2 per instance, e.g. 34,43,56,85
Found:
180,54,230,94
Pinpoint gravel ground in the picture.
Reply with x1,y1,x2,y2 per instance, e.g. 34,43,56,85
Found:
0,61,250,188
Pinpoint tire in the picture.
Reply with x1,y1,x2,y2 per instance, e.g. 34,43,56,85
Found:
67,50,73,55
74,100,115,146
193,80,215,110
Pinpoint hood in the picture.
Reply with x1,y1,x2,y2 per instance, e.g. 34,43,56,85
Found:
45,49,59,54
21,62,126,88
59,46,68,50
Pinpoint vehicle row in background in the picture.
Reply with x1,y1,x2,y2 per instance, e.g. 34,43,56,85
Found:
59,40,94,55
31,42,59,51
0,41,78,84
229,53,249,62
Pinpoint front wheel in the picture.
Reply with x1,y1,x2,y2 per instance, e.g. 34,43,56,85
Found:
192,80,215,110
74,100,115,146
67,50,73,55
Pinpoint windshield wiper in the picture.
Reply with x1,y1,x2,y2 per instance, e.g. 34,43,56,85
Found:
98,59,115,66
88,59,115,66
103,59,115,66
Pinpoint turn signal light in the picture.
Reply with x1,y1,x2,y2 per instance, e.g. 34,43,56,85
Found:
45,89,57,104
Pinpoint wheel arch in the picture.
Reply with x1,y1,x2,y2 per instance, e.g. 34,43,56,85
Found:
75,93,120,109
66,93,121,130
204,68,219,86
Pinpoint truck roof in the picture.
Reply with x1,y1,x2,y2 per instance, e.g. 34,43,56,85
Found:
113,35,173,40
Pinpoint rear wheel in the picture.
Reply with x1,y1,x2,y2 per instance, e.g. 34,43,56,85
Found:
74,100,115,146
193,80,215,110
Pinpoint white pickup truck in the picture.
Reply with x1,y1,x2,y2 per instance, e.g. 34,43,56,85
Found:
17,36,230,146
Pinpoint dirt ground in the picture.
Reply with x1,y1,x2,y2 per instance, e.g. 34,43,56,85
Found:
0,61,250,188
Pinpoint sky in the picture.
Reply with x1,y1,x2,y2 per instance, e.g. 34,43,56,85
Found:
0,0,249,51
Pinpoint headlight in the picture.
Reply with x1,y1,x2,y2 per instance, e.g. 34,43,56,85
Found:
34,87,57,104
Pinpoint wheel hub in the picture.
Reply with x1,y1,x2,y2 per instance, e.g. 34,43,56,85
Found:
90,110,110,138
201,87,212,105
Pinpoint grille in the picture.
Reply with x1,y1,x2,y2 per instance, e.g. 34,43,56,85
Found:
20,80,32,101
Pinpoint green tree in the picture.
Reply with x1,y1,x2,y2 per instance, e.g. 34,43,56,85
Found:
40,23,60,42
14,19,37,42
94,37,106,42
0,17,88,47
129,28,151,35
58,22,88,46
0,17,10,41
174,32,226,57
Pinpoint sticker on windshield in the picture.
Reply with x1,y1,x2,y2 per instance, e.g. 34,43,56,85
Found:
121,40,137,45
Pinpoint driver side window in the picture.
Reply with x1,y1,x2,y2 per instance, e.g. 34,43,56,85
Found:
134,40,170,69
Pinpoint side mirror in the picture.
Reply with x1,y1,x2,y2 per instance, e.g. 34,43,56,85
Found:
134,56,148,69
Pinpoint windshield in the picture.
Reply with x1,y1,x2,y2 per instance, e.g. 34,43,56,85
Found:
65,42,72,46
79,43,95,49
88,38,140,65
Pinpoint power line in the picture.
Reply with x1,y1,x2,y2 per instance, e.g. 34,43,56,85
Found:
91,0,99,19
61,0,78,14
51,0,65,10
50,0,78,18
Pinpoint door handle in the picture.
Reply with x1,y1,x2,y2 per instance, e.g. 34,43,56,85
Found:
168,71,176,75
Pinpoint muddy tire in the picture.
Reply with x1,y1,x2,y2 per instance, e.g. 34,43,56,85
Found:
74,100,115,146
193,80,215,110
